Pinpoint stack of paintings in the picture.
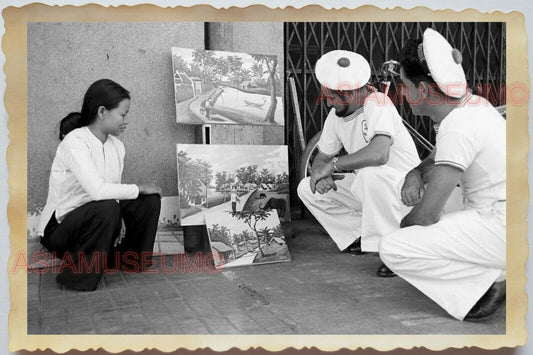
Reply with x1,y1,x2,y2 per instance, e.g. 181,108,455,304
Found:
176,144,291,268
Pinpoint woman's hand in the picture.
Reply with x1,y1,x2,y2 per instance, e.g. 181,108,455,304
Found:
138,183,162,196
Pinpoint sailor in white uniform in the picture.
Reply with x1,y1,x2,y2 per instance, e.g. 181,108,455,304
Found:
297,50,420,277
379,28,506,321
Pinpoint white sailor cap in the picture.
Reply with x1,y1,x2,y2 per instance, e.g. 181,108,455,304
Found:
315,50,371,91
421,28,467,98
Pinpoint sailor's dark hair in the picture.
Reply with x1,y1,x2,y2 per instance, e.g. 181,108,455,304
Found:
400,39,435,87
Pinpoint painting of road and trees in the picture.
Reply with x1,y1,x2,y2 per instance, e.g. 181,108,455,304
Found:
177,144,290,226
206,209,291,269
171,47,283,126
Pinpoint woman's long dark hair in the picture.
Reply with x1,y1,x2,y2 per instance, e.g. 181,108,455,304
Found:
79,79,130,127
59,112,81,140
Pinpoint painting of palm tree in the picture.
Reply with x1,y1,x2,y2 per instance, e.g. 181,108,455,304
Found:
206,209,291,269
172,47,283,126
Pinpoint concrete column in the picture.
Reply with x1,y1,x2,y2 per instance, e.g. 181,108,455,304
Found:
206,22,234,51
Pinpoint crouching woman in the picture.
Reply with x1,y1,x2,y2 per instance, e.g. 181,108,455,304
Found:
38,79,162,291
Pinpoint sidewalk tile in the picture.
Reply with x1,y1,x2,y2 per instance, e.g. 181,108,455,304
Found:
152,324,183,334
205,322,240,334
140,302,166,314
156,289,182,302
178,320,209,334
27,321,41,334
41,306,66,319
119,306,144,322
65,321,96,334
249,316,285,330
265,324,298,334
42,319,69,334
27,219,506,335
87,296,114,310
132,288,158,303
144,311,172,324
96,324,124,334
120,324,154,334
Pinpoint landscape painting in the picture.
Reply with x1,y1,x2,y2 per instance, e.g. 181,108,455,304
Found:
205,210,291,269
177,144,290,226
171,47,283,126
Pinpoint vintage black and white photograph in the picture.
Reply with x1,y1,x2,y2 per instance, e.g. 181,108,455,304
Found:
17,9,519,350
172,47,283,126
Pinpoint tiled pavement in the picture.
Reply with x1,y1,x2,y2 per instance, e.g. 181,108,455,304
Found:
27,219,505,335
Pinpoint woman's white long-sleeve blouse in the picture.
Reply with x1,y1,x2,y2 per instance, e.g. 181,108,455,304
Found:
38,127,139,236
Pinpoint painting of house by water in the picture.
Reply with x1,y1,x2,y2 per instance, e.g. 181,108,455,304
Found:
206,210,291,269
171,47,283,126
177,144,289,226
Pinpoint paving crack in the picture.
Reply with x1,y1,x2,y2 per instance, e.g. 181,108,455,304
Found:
238,283,270,305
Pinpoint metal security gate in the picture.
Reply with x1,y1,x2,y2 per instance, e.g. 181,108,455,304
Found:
284,22,506,206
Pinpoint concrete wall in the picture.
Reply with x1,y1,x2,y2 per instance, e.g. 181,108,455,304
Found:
27,22,284,214
28,22,204,212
